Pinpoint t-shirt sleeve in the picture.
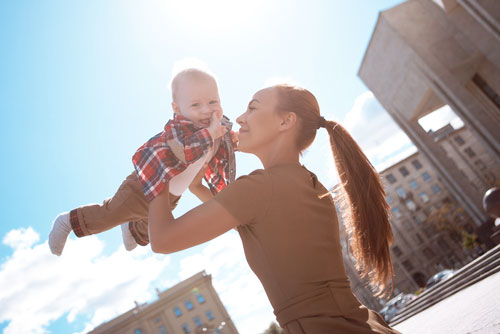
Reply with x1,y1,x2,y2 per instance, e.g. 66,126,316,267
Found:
214,169,272,225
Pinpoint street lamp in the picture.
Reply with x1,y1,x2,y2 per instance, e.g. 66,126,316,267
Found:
482,187,500,244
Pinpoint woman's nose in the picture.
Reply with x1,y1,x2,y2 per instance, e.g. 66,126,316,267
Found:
236,113,245,125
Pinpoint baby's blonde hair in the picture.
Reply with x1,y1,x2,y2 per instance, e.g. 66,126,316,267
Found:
169,58,218,102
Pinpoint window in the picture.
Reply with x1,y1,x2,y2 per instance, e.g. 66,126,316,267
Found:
194,317,202,327
454,135,465,146
418,192,429,203
422,247,435,260
206,310,215,321
432,184,441,194
391,207,402,219
392,246,403,257
386,195,392,204
154,317,161,323
472,74,500,109
196,293,206,304
464,147,476,158
396,187,406,198
215,329,222,334
399,166,410,177
412,159,422,169
409,180,418,189
422,172,431,182
386,173,397,184
402,260,414,272
413,212,426,224
474,159,486,170
158,326,167,334
406,200,417,211
174,307,182,317
135,329,142,334
185,300,194,311
414,233,424,245
182,324,191,334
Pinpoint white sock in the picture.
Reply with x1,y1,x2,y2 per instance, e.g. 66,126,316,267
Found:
48,212,72,256
121,223,137,251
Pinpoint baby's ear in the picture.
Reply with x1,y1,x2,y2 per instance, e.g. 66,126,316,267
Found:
172,102,180,115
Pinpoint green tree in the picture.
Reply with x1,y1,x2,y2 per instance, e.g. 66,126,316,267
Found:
425,200,478,250
263,322,283,334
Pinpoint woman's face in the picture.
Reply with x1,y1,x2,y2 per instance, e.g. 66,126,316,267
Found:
236,87,283,154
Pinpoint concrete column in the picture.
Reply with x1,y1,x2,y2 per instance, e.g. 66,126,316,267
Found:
387,109,488,226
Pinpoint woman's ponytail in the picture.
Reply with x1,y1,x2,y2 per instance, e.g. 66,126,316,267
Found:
325,121,394,296
273,84,394,296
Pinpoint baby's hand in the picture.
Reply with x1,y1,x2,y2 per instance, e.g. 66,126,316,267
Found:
207,112,225,139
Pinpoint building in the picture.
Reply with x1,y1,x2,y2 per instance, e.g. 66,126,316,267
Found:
340,124,499,298
380,124,500,293
88,271,238,334
358,0,500,231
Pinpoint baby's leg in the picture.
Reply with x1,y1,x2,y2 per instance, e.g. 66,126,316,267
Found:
127,194,181,246
49,172,148,255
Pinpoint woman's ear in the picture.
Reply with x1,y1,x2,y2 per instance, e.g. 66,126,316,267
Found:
279,112,297,131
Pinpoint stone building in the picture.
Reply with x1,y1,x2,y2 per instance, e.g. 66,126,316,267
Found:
340,124,499,299
380,124,500,293
88,271,238,334
358,0,500,231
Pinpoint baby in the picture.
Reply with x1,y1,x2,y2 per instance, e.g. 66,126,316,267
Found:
49,67,235,255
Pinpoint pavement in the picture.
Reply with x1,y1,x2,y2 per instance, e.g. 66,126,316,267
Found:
393,271,500,334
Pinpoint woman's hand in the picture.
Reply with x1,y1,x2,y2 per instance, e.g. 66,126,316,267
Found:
189,163,213,203
230,130,239,151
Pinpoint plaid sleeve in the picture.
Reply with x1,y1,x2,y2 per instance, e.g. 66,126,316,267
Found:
167,126,214,164
132,134,175,201
204,137,230,195
133,123,215,201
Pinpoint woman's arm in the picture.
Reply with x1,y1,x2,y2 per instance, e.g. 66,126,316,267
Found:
148,183,240,254
188,163,213,203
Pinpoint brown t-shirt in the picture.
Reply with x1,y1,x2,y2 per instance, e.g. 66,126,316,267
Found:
215,163,398,333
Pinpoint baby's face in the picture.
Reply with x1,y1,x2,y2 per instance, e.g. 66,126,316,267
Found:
174,77,221,128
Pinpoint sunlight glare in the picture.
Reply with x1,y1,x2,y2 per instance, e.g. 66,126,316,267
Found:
166,0,268,35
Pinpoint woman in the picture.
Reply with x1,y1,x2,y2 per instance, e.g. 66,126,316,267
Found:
148,84,399,333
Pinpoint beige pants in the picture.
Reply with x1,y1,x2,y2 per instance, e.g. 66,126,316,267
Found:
69,172,180,246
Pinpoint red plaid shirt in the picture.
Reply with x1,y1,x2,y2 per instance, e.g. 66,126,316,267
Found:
132,114,232,201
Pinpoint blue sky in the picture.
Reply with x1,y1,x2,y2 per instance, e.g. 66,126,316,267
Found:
0,1,452,333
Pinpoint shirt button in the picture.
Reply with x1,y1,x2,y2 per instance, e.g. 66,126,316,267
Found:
162,179,166,183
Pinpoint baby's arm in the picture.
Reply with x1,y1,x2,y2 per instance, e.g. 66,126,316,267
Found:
189,163,213,203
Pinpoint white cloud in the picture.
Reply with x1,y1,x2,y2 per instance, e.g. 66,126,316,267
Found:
0,228,171,334
343,91,416,171
2,227,40,249
178,231,275,334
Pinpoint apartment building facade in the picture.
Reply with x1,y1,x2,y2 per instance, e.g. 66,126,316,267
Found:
88,271,238,334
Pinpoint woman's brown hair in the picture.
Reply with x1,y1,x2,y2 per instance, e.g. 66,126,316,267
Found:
273,84,394,296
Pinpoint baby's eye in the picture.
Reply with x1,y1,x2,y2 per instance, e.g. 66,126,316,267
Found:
209,100,219,105
191,103,200,107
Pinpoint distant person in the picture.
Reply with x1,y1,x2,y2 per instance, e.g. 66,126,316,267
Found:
148,84,400,333
49,67,235,256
